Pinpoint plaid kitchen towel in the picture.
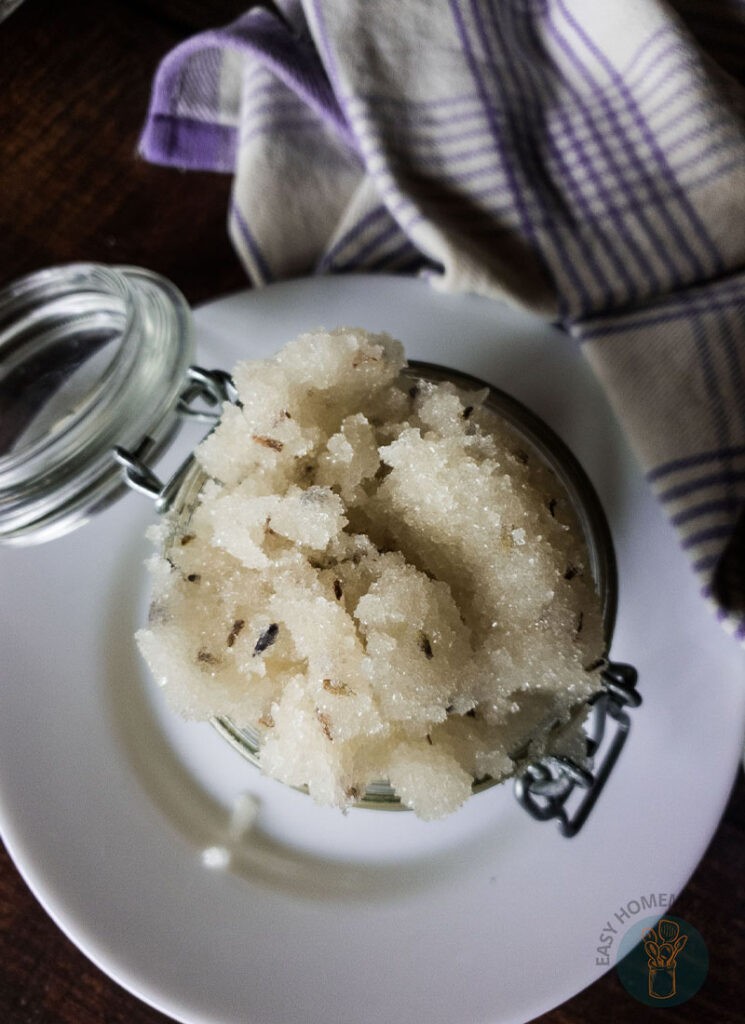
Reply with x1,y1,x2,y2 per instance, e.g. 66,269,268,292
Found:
140,0,745,640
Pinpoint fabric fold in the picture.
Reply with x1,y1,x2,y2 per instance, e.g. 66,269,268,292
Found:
140,0,745,638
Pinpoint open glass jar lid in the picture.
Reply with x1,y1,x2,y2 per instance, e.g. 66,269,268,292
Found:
0,264,193,544
0,262,640,834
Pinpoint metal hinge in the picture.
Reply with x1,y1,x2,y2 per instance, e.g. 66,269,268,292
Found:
113,366,236,512
514,662,641,837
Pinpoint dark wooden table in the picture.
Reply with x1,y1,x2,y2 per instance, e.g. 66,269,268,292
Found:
1,2,744,1022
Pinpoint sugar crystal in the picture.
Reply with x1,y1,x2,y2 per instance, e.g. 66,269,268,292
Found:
136,328,604,819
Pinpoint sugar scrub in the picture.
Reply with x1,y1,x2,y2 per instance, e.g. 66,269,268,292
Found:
137,328,605,819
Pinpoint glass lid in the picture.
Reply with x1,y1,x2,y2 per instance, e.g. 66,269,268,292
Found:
0,263,193,544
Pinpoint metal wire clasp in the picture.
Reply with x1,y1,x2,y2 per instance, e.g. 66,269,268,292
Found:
113,366,236,510
116,363,638,835
514,662,641,837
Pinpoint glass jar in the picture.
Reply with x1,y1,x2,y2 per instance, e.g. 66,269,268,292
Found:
0,262,640,834
0,264,192,543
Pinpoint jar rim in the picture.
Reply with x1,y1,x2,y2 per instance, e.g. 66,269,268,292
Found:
0,264,138,474
0,263,194,544
159,359,618,811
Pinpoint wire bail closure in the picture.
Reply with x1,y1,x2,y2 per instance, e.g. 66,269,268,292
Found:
514,663,641,837
114,362,641,837
113,365,236,512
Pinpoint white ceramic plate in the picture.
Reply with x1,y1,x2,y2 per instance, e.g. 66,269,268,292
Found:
1,276,743,1024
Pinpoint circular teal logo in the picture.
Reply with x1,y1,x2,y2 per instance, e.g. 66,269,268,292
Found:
616,915,708,1006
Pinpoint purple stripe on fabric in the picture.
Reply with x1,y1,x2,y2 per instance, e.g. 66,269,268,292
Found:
671,496,741,527
242,97,312,120
448,0,554,298
389,175,515,205
383,136,743,236
386,193,418,218
556,0,723,279
175,44,223,116
141,7,356,169
356,92,692,147
304,8,438,276
363,109,617,156
546,86,729,173
578,297,745,338
453,132,739,227
357,89,726,173
355,85,616,137
692,552,720,573
349,29,682,119
355,118,500,147
408,120,741,207
243,59,273,87
713,305,745,437
343,48,699,169
540,16,668,295
736,619,745,641
330,221,402,271
509,5,634,311
491,0,606,314
549,90,706,164
545,10,681,292
309,0,344,105
411,158,516,186
333,253,428,277
659,469,745,504
617,275,745,313
336,238,413,274
242,79,292,101
346,91,483,110
359,143,515,189
356,116,744,230
367,158,531,243
688,314,734,496
663,113,741,163
584,41,693,108
674,134,745,181
363,144,515,191
419,139,508,164
378,178,521,235
620,24,676,77
626,48,701,110
230,199,273,284
692,151,745,189
648,444,745,482
550,44,695,120
231,7,354,147
316,206,390,272
643,77,700,129
362,238,418,272
681,524,736,550
354,107,495,134
139,116,237,171
559,130,740,204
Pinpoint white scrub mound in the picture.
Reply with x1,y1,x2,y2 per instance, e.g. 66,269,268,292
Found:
137,328,605,820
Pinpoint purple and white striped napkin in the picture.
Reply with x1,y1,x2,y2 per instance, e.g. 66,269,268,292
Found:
140,0,745,641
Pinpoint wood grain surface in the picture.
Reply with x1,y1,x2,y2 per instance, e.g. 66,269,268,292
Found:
1,2,743,1022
